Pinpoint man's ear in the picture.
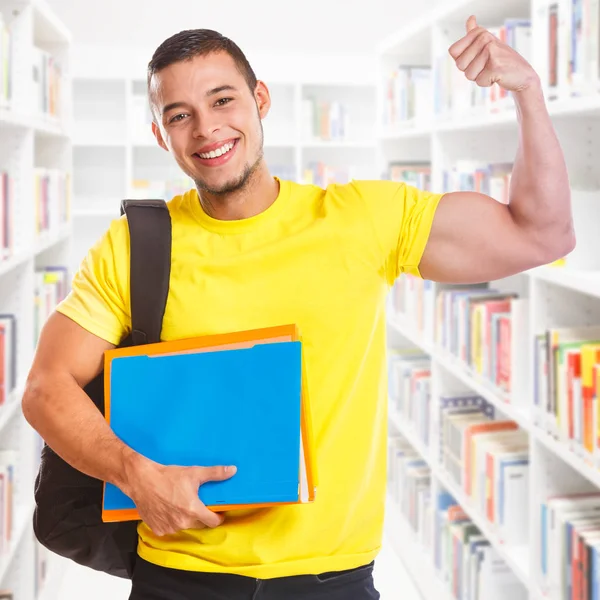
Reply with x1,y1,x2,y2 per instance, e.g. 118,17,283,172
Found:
152,121,169,152
254,80,271,119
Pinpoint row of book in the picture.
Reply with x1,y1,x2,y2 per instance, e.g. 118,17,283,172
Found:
434,18,532,118
435,286,526,395
129,177,194,202
388,432,527,600
543,0,600,99
302,98,349,141
382,66,434,126
268,164,296,182
0,171,12,261
540,491,600,600
0,314,16,406
302,162,357,188
0,13,11,108
388,351,530,547
387,162,432,191
442,161,512,205
32,46,62,120
34,168,71,238
34,266,69,346
388,350,431,448
533,324,600,463
0,450,15,557
439,393,529,546
390,276,526,396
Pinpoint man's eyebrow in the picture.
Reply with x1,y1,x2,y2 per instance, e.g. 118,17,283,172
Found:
206,85,237,96
161,86,237,115
162,101,188,116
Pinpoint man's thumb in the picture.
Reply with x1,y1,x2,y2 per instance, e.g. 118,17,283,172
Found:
466,15,477,33
197,465,237,483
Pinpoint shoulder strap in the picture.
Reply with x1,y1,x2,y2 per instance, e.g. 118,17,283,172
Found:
121,200,172,346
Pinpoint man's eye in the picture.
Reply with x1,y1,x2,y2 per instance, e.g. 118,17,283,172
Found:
169,114,187,123
215,98,233,107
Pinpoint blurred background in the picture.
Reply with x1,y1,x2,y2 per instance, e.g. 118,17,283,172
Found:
0,0,598,598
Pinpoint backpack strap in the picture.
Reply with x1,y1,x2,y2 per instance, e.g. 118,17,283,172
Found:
121,200,172,346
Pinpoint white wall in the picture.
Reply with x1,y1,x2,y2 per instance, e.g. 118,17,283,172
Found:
47,0,440,55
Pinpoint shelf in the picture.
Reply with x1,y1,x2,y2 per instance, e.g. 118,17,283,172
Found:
0,108,69,138
73,139,127,148
0,503,35,585
301,140,377,149
387,310,531,429
388,305,600,538
0,384,25,435
532,427,600,490
378,121,433,140
0,109,32,131
526,265,600,299
0,252,33,278
388,409,530,589
33,0,72,44
34,224,73,255
72,209,117,218
377,94,600,139
385,494,452,600
33,117,69,139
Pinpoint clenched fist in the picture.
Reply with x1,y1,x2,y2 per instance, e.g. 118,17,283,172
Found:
449,15,539,93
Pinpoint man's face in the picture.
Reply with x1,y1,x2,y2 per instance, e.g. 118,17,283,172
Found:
150,52,270,195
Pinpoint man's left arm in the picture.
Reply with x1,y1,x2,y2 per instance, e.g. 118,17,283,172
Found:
418,15,576,284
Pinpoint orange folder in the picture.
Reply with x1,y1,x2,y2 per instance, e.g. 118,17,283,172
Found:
102,324,318,522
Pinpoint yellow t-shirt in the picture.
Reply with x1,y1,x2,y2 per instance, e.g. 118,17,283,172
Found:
56,178,442,579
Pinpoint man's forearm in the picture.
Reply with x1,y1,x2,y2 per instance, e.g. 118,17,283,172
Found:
508,79,575,254
23,373,143,495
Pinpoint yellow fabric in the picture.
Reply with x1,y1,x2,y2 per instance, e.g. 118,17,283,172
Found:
57,178,443,579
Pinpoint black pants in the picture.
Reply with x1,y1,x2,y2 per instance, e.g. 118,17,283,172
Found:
129,557,380,600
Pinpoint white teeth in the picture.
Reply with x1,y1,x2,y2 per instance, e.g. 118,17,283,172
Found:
198,142,234,160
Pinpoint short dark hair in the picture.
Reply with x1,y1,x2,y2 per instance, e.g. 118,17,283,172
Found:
147,29,258,94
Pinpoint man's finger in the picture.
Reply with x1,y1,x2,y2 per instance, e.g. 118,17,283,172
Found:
193,501,225,528
197,465,237,484
449,26,486,59
464,48,490,82
466,15,478,33
455,31,493,72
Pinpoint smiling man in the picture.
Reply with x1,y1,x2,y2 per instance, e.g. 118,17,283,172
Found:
22,21,574,600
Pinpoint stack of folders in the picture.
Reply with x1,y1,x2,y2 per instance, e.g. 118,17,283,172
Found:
101,324,317,522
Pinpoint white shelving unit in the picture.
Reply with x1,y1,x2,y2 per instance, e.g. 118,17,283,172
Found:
69,75,377,274
379,0,600,598
0,0,72,597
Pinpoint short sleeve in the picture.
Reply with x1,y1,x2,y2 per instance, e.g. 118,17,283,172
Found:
56,217,131,346
353,180,444,285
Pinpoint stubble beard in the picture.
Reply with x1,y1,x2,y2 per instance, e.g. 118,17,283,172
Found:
193,121,265,196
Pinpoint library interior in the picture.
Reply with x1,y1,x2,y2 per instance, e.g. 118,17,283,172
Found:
0,0,597,598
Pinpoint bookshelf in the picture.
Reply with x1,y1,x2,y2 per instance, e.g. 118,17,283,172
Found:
0,0,72,598
380,0,600,598
69,76,377,273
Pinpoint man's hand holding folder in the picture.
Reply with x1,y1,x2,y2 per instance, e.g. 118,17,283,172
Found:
122,458,238,536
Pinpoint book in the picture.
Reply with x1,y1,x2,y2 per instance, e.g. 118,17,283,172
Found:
101,324,317,521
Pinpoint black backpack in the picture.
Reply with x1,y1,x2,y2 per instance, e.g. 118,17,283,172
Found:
32,199,172,579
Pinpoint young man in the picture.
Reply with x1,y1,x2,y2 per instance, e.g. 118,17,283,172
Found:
22,16,573,600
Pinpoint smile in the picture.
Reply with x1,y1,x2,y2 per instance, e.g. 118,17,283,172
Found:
195,140,237,160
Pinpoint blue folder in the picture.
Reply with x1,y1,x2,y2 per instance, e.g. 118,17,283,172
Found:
103,340,303,519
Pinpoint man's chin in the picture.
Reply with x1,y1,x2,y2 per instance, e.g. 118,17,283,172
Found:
196,177,246,196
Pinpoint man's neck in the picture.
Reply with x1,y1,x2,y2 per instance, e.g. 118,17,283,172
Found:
198,163,280,222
